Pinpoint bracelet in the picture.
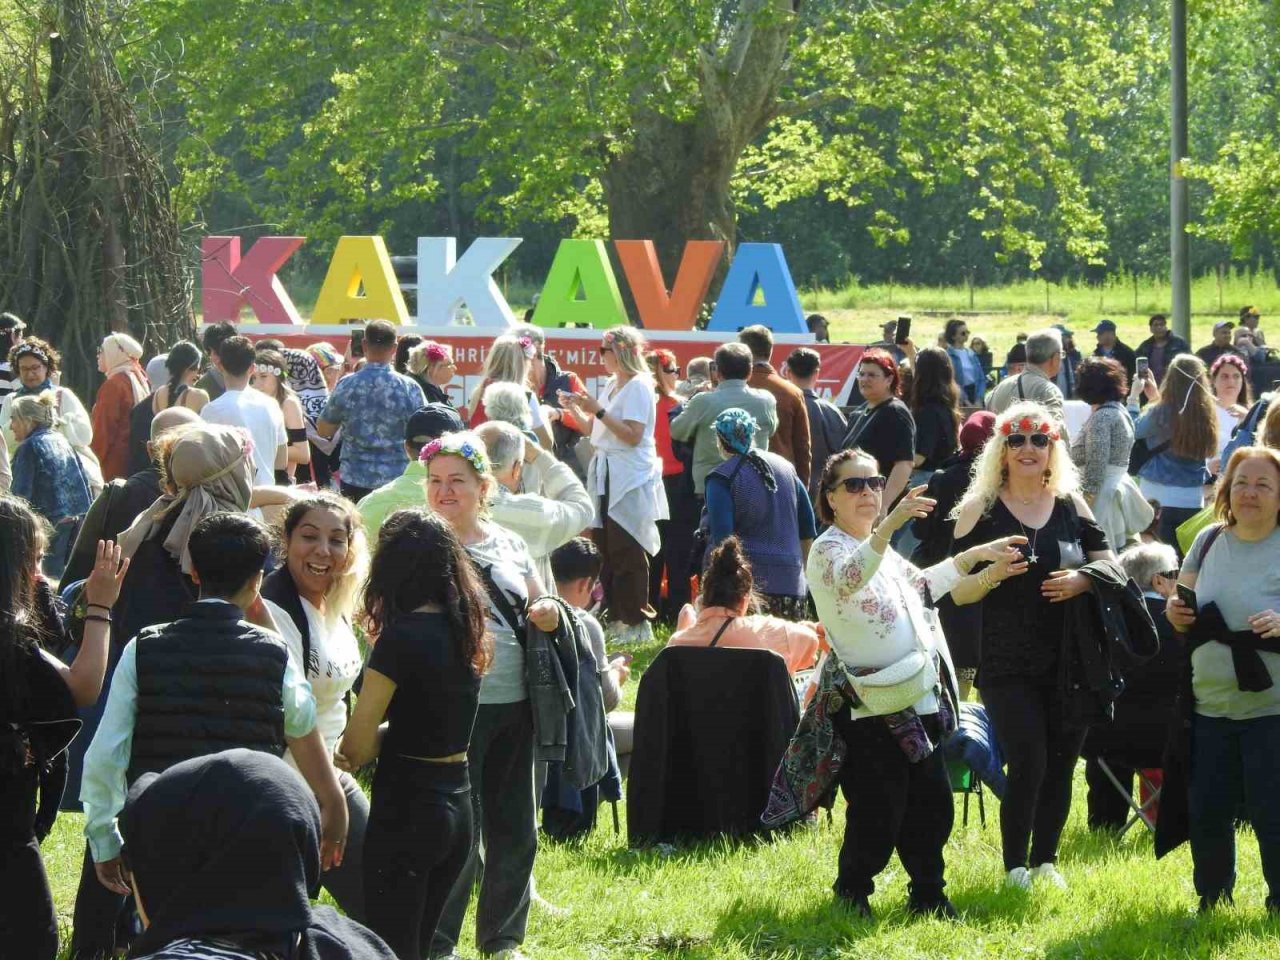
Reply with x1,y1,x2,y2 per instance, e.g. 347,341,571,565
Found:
87,603,112,612
871,527,892,546
978,569,998,592
84,614,111,624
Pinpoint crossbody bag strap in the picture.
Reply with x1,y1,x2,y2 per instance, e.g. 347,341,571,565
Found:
709,616,736,647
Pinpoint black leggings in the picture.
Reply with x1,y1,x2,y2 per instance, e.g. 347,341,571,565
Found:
981,680,1087,871
0,837,58,960
363,757,472,960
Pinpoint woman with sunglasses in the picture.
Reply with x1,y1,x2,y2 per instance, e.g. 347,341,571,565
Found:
951,401,1115,892
646,348,695,621
808,448,1025,919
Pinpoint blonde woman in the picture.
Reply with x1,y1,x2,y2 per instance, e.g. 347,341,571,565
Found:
252,348,311,482
1134,353,1217,552
468,334,553,447
952,401,1115,890
90,333,150,481
407,339,458,407
560,326,669,643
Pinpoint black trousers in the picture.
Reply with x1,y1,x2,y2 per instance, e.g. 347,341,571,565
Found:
831,709,953,901
430,701,537,956
364,758,473,960
982,679,1087,871
340,481,374,504
649,472,697,622
0,837,58,960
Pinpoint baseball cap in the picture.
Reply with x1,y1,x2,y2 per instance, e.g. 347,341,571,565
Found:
405,403,464,444
1241,305,1260,318
1213,320,1235,332
1052,323,1073,337
1092,319,1117,334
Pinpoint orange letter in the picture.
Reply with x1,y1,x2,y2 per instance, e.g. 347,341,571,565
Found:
614,240,723,331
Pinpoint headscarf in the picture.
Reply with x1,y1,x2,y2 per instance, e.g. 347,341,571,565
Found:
712,407,777,493
306,342,343,370
101,333,150,404
117,424,254,573
958,410,996,457
285,348,329,430
120,750,395,960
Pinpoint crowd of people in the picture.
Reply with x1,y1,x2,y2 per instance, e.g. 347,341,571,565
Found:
3,303,1280,960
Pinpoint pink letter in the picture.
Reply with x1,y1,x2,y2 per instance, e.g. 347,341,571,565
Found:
201,236,305,325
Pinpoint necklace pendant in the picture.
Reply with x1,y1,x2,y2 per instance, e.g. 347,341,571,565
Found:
1027,552,1039,565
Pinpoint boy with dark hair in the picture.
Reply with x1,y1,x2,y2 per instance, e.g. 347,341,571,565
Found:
784,346,848,495
551,538,629,714
200,336,288,485
77,513,347,948
195,320,238,401
737,325,811,482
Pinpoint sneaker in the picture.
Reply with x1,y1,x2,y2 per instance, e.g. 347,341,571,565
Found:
906,895,959,919
1005,867,1032,891
1030,863,1068,890
489,951,530,960
531,890,571,917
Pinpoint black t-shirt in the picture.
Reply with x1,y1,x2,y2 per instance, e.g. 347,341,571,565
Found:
956,496,1109,687
912,401,958,471
842,397,915,477
366,612,481,758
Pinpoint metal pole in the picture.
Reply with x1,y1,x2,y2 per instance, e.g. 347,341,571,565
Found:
1170,0,1191,341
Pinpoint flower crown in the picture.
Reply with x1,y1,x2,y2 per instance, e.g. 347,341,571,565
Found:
418,435,490,474
1210,351,1249,379
424,341,451,363
1000,416,1060,441
602,328,629,348
12,341,52,367
254,363,284,378
517,336,537,360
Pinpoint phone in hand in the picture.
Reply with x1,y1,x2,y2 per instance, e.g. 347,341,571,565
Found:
895,315,912,345
1176,583,1197,611
350,328,365,358
1135,356,1150,379
609,652,633,666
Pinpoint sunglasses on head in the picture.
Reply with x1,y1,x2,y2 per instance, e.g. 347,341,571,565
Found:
831,475,887,495
1006,433,1052,449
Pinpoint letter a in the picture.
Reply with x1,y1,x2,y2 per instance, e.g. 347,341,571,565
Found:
706,243,806,334
201,236,305,325
311,236,410,325
417,237,522,328
531,240,627,330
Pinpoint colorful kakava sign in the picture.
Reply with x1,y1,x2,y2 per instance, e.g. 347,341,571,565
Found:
199,234,808,333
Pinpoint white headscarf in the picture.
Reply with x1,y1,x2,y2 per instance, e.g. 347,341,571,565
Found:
101,333,150,404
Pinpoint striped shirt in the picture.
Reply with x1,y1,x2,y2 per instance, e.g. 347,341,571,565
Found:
135,938,282,959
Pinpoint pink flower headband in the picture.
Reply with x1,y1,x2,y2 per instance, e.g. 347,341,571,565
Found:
1210,351,1249,380
1000,415,1060,441
424,341,451,363
418,435,490,475
517,335,537,360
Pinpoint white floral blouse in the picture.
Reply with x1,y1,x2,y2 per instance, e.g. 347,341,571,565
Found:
806,524,964,719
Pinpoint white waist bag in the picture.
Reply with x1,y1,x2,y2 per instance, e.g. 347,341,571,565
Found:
843,575,940,715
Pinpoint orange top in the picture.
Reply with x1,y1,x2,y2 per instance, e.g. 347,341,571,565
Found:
668,604,825,676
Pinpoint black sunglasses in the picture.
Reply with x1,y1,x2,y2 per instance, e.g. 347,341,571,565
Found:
599,345,613,354
831,475,887,495
662,365,679,375
1006,433,1052,449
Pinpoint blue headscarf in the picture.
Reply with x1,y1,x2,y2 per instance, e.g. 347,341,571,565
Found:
712,407,777,492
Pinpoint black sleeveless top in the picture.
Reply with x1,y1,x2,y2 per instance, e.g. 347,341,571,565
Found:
956,496,1109,686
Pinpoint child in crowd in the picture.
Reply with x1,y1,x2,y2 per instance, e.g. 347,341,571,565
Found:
551,537,631,712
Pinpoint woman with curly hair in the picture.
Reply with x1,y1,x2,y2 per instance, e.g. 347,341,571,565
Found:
1134,353,1217,552
952,401,1115,891
1208,352,1251,472
560,326,669,643
337,508,491,958
1,336,93,454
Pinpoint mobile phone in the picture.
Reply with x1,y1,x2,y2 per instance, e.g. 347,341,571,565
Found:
1176,583,1197,611
609,652,633,666
895,315,912,345
350,328,365,358
1135,356,1149,378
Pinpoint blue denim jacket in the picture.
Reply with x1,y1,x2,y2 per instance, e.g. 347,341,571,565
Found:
12,427,92,523
1134,406,1209,488
946,346,985,405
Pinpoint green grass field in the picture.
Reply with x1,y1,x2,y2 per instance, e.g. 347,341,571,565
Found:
40,633,1280,959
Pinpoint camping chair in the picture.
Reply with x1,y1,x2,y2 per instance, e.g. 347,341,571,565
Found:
1093,757,1161,836
940,702,1004,828
947,760,987,828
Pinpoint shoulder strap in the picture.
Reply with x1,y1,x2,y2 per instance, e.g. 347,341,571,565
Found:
709,616,735,647
477,562,527,644
168,382,188,409
1016,373,1026,400
1194,522,1227,569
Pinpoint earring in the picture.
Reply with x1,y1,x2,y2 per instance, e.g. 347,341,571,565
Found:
1042,467,1053,485
1001,465,1009,483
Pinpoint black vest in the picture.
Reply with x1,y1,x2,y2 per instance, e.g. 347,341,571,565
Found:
127,602,289,783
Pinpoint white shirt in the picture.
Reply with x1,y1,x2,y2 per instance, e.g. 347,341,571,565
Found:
202,387,287,485
807,524,963,719
264,597,363,759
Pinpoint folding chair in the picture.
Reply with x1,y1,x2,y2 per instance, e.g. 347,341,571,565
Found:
947,759,986,828
1093,757,1161,836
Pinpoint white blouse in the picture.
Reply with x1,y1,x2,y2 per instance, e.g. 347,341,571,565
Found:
806,524,963,719
264,597,363,759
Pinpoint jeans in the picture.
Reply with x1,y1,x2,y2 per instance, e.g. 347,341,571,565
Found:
1189,713,1280,906
982,680,1087,871
430,701,537,956
649,472,696,622
0,837,58,960
44,517,80,583
364,758,472,959
831,709,953,902
322,772,370,921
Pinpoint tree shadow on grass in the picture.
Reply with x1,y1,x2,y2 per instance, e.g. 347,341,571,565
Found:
1041,902,1280,960
568,826,809,879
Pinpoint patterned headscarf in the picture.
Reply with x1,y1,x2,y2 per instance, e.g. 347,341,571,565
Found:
713,407,777,492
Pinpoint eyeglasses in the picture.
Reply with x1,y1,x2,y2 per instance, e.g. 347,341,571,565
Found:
1006,433,1052,449
599,346,613,354
662,366,679,375
1160,569,1180,580
830,475,887,495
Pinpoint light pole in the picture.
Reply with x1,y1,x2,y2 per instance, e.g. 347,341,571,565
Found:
1171,0,1191,341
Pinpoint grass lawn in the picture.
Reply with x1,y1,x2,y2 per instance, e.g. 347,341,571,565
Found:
40,634,1280,959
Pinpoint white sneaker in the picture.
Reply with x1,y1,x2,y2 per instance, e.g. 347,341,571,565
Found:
1005,867,1032,890
1031,863,1068,890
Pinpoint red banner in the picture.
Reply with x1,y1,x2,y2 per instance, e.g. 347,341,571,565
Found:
238,325,864,409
